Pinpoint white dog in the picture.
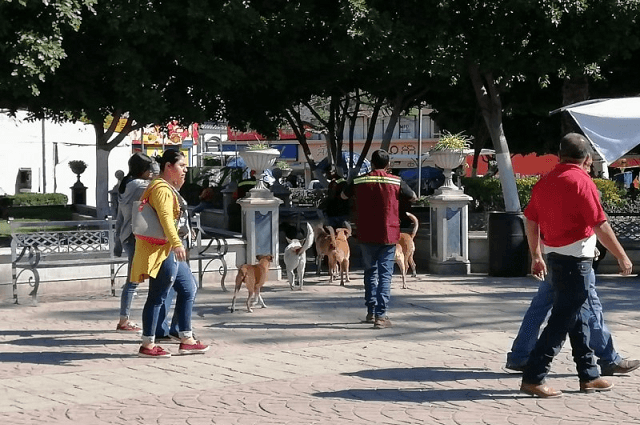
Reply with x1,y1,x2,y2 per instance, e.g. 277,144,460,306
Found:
284,222,314,290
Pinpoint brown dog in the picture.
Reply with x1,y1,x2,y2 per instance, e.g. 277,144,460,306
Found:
231,254,273,313
328,224,351,285
314,225,335,276
395,212,418,289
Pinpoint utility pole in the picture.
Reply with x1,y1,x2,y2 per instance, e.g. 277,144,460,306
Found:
41,119,46,193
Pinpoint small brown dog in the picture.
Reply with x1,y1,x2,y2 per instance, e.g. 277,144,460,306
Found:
328,224,351,285
395,212,418,289
314,225,335,276
231,254,273,313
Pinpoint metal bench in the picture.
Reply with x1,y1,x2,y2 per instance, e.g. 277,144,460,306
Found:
10,218,128,304
189,214,234,291
10,215,235,304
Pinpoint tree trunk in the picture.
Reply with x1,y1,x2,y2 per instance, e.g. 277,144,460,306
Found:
380,96,404,151
92,114,134,219
95,147,111,218
468,65,521,212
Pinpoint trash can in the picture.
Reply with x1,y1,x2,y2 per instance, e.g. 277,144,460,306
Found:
488,211,528,277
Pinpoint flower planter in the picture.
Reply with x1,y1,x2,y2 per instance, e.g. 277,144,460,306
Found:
239,148,281,190
430,149,472,191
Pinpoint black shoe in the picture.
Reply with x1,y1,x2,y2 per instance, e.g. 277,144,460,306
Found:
601,359,640,376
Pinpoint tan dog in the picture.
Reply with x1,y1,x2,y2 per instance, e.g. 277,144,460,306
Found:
314,225,335,276
231,254,273,313
328,223,351,285
395,212,418,289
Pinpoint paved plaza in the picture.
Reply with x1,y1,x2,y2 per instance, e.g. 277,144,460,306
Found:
1,270,640,424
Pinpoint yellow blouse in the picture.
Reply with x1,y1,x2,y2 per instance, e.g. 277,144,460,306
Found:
130,178,183,283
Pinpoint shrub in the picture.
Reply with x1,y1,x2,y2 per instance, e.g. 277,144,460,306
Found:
461,177,504,212
1,193,68,207
593,178,627,210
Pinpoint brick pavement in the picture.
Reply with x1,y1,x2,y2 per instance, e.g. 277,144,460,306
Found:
1,271,639,424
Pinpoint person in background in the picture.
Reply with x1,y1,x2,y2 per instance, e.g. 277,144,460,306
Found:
229,172,257,232
192,182,217,215
341,149,417,329
114,153,154,333
325,172,350,229
130,150,209,357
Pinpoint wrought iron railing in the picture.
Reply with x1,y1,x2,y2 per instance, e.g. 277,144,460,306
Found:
468,212,640,245
608,213,640,244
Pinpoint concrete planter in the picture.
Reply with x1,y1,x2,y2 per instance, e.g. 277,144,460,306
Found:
430,149,472,192
240,148,281,190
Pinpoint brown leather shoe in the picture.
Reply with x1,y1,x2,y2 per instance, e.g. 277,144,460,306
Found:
520,382,562,398
580,377,614,393
373,316,392,329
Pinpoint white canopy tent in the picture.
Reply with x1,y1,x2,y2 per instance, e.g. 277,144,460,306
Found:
553,97,640,178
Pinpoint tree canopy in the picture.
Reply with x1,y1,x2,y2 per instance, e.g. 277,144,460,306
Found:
0,0,97,99
4,0,640,214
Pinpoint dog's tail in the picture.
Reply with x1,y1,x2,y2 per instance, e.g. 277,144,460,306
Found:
236,265,248,285
406,212,419,240
342,221,352,237
326,225,337,249
301,222,315,252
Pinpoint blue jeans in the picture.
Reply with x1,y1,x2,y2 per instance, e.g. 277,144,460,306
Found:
522,254,599,384
360,243,396,318
141,251,197,344
120,237,177,337
119,236,139,320
157,287,179,338
507,259,621,370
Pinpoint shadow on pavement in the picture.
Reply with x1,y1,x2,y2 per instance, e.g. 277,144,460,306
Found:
0,351,134,365
344,366,506,382
3,336,130,347
313,387,517,402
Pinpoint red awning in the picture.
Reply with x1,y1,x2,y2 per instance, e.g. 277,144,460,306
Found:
466,153,558,177
610,155,640,169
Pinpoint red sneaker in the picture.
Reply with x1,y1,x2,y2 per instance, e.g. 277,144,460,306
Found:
116,322,142,333
138,345,171,358
179,341,210,355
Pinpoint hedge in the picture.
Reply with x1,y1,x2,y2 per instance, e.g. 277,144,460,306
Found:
0,193,68,207
461,177,628,213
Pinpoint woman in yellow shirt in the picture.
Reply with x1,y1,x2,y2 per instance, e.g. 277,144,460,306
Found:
131,150,209,358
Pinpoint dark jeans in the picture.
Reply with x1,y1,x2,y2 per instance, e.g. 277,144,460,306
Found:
523,253,599,384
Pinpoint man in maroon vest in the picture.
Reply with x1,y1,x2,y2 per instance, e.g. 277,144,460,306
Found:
342,149,417,328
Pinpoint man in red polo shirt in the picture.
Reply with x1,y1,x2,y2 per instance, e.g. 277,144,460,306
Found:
341,149,416,329
520,133,634,398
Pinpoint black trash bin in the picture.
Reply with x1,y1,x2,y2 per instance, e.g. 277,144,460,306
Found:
488,211,529,277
